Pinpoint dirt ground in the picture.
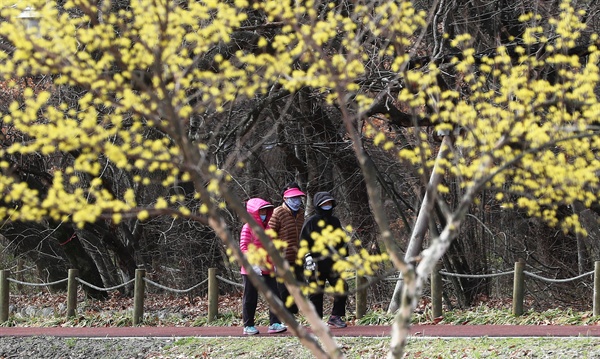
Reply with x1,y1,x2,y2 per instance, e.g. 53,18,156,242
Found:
0,336,173,359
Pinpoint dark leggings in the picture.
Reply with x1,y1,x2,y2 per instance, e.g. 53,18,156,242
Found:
307,263,348,318
277,264,305,315
242,274,282,327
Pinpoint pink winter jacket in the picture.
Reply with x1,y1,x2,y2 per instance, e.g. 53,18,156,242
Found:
240,198,274,275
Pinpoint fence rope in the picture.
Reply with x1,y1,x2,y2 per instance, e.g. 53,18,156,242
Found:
2,267,597,292
523,270,594,283
6,277,68,287
216,275,244,288
144,278,209,293
77,278,135,292
439,270,514,279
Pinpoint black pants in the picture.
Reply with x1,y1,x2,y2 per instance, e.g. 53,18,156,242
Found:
277,264,305,315
307,263,348,318
242,274,281,327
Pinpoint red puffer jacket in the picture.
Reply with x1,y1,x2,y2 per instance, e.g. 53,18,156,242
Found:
240,198,274,275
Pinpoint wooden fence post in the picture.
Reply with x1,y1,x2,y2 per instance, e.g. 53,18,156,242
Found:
0,270,8,322
512,260,525,316
594,261,600,316
208,268,218,323
67,269,78,317
356,271,367,319
133,269,145,325
431,263,443,318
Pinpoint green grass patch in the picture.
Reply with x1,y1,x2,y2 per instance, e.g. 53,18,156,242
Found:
64,338,77,348
412,304,600,326
3,303,600,328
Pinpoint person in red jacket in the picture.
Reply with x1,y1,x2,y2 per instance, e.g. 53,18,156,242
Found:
240,197,287,335
268,182,306,315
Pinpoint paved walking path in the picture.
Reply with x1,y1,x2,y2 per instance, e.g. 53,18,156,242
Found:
2,325,600,338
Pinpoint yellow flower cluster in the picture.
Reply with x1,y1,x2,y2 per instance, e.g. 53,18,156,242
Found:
296,223,388,290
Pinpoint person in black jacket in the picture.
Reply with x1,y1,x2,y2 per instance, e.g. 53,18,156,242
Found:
299,191,348,328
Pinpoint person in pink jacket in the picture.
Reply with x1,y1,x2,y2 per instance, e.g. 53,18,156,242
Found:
240,197,287,335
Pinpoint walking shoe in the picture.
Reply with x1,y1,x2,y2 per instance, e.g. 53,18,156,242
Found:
243,326,260,335
267,323,287,334
327,315,347,328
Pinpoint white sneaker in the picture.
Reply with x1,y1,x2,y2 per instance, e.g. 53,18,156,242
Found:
243,326,259,335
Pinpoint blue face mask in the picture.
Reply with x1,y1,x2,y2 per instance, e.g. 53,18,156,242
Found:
259,214,267,221
320,205,333,211
285,197,303,211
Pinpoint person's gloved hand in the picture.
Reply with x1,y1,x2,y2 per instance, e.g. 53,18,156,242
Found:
304,255,316,271
252,265,262,276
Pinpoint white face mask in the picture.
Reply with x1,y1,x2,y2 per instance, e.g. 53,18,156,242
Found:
320,205,333,211
285,197,303,211
259,214,267,221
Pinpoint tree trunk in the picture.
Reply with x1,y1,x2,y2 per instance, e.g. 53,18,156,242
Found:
56,224,107,300
388,136,452,313
82,221,138,294
335,148,380,254
573,201,591,274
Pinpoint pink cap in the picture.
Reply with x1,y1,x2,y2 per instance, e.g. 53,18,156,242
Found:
283,188,305,198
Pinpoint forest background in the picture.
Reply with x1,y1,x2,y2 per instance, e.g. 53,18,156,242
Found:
1,0,600,358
